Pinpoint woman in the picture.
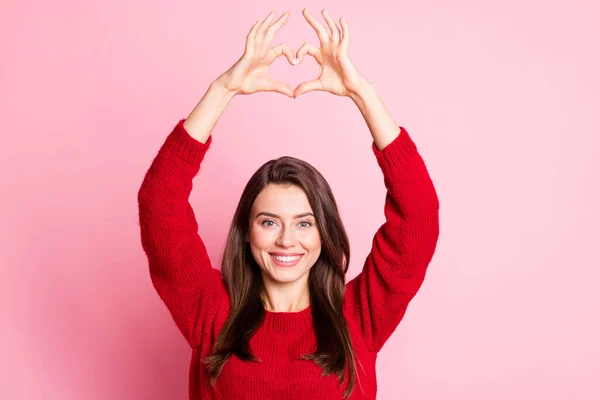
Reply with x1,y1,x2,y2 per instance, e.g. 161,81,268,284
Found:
138,9,439,400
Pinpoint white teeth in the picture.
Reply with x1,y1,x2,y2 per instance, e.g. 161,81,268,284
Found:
272,255,301,262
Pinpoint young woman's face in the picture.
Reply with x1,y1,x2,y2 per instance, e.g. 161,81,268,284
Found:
247,184,322,286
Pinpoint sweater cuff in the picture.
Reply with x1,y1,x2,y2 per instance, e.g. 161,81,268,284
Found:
162,119,213,164
371,126,417,175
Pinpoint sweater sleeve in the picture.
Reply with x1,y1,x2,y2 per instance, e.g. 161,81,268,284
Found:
137,119,229,348
343,127,439,353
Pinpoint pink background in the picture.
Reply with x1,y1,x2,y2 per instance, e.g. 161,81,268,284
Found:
2,0,599,398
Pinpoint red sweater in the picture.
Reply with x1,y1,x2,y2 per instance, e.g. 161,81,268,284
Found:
138,119,439,399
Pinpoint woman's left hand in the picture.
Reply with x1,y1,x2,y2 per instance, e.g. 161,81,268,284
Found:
294,9,369,98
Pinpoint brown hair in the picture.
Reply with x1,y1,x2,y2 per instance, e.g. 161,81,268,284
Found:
201,155,358,397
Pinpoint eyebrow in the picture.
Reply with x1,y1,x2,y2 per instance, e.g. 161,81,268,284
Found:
255,212,315,220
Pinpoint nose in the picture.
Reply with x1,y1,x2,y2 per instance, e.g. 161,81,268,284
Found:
275,225,296,247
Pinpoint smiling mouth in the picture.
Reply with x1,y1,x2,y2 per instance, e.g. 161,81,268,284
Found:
269,254,303,266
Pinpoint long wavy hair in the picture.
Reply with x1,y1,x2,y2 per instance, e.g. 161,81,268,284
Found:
201,155,358,398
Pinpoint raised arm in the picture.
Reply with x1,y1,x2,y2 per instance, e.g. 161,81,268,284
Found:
293,9,439,352
137,80,233,347
343,125,439,353
138,11,299,347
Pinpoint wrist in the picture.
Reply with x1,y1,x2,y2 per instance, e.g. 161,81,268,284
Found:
212,75,239,99
348,80,376,105
348,77,376,103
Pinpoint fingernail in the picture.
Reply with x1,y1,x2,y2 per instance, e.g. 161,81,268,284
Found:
293,58,298,65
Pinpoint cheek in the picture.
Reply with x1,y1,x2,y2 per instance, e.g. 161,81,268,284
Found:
249,227,277,248
298,231,322,250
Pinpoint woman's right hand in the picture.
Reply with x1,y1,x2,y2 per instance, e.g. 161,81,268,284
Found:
217,11,298,98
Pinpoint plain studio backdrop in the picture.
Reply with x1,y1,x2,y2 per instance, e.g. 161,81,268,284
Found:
1,0,598,399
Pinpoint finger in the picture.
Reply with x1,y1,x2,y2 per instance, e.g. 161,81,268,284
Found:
264,11,290,44
302,8,330,43
322,9,340,43
256,11,276,42
246,19,262,43
294,79,324,98
267,77,294,98
272,42,297,65
339,16,350,50
296,42,320,65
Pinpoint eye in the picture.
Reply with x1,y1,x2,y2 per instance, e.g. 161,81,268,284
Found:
261,220,276,227
299,221,312,228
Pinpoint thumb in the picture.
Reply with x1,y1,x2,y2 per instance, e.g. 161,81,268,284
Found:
294,79,323,98
266,77,294,98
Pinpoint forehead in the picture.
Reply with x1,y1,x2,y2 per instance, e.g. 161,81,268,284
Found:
252,184,313,215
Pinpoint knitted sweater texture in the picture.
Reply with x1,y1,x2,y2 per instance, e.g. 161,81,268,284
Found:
137,119,439,399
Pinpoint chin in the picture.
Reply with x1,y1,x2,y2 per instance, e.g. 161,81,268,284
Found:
266,269,309,284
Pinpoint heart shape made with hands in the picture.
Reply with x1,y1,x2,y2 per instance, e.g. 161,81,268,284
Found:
222,9,367,100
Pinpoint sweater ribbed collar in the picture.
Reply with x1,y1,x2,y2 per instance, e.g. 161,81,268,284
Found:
261,305,313,332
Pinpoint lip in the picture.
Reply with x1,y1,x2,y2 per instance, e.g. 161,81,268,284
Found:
270,253,303,267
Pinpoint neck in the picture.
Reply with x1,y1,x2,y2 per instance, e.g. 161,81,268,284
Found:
260,271,312,312
260,288,310,313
